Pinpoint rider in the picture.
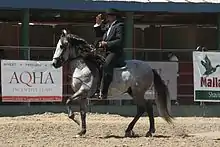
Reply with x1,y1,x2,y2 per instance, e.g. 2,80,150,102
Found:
93,8,125,99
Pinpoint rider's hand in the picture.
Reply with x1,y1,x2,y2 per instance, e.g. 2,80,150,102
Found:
100,41,107,47
96,14,103,25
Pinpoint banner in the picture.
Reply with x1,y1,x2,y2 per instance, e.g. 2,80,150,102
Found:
1,60,63,102
193,51,220,102
144,62,178,100
108,61,178,100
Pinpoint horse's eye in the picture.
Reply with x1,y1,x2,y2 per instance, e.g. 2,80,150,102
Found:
60,44,65,49
63,39,68,44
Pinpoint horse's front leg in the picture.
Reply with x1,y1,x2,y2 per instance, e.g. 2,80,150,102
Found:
67,104,80,126
66,87,87,126
77,98,87,136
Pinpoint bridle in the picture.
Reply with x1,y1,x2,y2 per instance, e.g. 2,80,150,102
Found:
54,33,106,67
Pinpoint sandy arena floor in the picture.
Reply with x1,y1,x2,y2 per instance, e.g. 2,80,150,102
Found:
0,112,220,147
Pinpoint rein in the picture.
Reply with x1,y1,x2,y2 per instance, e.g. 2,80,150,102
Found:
68,76,92,90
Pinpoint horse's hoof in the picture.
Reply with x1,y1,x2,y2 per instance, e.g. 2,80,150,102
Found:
151,128,156,133
68,113,74,119
145,131,153,137
68,113,80,126
75,134,80,138
145,128,155,137
77,130,86,136
125,130,135,137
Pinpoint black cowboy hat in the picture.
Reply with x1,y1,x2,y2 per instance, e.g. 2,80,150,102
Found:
105,8,120,16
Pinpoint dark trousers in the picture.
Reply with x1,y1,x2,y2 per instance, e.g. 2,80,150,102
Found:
100,52,118,96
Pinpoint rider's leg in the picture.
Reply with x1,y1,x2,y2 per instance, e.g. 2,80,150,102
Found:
99,53,118,99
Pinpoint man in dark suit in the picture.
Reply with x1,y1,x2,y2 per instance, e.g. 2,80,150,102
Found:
93,8,125,99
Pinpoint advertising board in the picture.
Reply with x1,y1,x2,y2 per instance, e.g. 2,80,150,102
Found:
1,60,62,102
193,51,220,102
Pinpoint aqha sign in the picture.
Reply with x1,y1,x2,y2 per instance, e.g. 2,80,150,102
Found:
1,60,63,102
193,51,220,102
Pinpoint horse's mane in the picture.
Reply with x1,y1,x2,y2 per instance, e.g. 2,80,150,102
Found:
83,53,105,67
67,34,94,52
67,33,105,68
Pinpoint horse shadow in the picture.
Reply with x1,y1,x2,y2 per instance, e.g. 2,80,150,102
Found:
100,134,171,139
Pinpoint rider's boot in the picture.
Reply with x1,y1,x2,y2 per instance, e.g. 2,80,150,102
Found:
99,73,112,100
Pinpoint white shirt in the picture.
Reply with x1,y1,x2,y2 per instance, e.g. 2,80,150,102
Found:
93,23,100,28
106,20,116,37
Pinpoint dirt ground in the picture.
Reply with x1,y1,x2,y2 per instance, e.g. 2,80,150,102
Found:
0,113,220,147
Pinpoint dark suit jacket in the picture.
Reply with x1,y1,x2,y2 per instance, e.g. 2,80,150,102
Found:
94,20,125,55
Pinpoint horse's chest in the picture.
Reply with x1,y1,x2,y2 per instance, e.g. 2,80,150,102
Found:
71,66,92,91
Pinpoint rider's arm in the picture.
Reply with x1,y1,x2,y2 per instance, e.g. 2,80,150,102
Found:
106,23,124,51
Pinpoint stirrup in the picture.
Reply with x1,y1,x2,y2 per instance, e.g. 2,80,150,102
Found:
98,93,107,99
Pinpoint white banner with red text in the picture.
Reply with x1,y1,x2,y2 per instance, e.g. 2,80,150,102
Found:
144,61,178,100
1,60,63,102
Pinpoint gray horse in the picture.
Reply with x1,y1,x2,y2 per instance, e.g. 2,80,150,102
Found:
52,30,173,137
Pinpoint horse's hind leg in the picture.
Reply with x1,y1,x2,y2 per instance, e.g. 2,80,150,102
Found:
145,100,155,137
125,105,145,137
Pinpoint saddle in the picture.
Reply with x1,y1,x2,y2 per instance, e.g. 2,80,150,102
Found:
82,46,127,98
68,34,126,69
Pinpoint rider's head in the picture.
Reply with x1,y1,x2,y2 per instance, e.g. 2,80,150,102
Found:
105,8,120,23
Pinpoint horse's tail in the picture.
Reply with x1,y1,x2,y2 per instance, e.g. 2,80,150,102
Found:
152,69,173,124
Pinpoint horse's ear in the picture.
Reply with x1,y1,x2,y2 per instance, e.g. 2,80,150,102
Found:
61,29,67,36
196,46,202,51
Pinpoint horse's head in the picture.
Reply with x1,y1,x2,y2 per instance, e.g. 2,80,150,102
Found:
52,29,70,68
52,29,96,68
52,29,81,68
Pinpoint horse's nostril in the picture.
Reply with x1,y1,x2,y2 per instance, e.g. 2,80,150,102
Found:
52,62,56,67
